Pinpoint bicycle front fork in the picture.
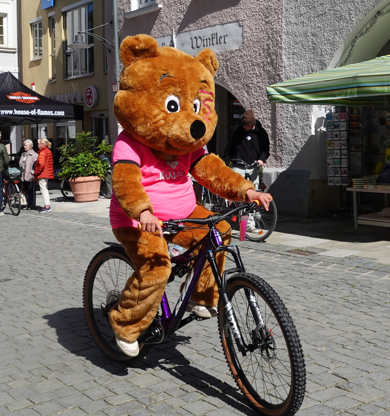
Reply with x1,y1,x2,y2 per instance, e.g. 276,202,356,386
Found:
207,246,266,356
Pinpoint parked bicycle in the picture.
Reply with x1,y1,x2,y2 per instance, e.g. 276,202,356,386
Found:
83,201,306,415
1,169,22,216
204,159,277,242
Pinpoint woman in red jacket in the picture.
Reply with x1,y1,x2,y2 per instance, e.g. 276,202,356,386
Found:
34,138,54,213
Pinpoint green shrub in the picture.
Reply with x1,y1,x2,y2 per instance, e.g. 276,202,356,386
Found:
58,131,113,180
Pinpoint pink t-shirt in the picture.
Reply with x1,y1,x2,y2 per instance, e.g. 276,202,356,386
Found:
110,131,206,229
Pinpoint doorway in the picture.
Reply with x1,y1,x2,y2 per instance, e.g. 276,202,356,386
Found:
214,84,245,156
91,111,109,143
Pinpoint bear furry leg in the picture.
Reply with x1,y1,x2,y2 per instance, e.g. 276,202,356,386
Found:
168,204,231,308
109,227,171,343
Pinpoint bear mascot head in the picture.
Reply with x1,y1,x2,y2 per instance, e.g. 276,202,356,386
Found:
113,34,219,160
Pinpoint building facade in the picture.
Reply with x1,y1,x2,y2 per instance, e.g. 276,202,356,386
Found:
104,0,390,215
19,0,109,164
0,0,20,150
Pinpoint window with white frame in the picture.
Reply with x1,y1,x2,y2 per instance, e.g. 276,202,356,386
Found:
31,21,42,58
50,17,56,80
65,2,94,78
131,0,156,10
0,16,5,45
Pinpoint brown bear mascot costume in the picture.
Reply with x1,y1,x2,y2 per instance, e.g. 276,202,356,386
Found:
109,34,271,357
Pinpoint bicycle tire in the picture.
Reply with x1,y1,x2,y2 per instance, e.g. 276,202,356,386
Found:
83,246,153,364
100,172,113,199
218,273,306,416
8,182,21,216
60,179,74,200
245,198,277,242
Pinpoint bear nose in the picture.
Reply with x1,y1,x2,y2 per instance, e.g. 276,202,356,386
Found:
190,120,206,139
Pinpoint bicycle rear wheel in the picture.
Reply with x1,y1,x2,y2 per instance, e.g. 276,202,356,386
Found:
83,246,153,364
218,273,306,416
8,182,21,216
60,179,73,199
246,199,277,242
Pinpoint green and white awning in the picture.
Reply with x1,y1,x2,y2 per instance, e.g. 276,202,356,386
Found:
266,55,390,106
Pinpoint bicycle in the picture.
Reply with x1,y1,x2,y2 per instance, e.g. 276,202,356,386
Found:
83,201,306,415
208,159,277,243
1,171,22,216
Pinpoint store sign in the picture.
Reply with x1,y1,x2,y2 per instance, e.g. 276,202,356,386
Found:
41,0,55,10
85,86,98,108
7,92,40,103
156,22,243,56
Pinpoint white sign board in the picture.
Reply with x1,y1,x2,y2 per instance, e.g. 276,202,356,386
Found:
156,22,243,56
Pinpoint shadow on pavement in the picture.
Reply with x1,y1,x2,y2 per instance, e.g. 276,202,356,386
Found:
44,307,254,414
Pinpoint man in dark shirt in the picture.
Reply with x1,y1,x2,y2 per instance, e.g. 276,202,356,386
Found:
223,109,270,232
223,109,270,169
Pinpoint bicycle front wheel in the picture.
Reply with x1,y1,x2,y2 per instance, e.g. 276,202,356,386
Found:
60,179,73,199
8,182,21,216
246,199,277,242
218,273,306,416
83,246,153,364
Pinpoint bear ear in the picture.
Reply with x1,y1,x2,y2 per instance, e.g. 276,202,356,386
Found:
195,48,219,77
120,34,159,68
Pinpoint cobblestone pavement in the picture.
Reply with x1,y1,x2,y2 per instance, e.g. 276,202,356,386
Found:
1,196,390,416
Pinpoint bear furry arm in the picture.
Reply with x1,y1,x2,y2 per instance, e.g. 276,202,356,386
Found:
112,163,153,220
191,153,255,202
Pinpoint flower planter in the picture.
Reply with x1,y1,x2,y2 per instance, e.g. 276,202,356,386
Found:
69,176,101,202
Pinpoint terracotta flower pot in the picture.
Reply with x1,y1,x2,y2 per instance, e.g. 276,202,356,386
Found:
69,176,102,202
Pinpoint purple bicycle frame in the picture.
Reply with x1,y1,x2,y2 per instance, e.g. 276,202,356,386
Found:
159,227,223,335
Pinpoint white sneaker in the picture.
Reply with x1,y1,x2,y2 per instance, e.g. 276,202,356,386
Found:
246,226,263,234
115,335,139,357
186,301,218,318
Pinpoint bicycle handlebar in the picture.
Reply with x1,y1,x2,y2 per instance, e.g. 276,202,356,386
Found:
160,200,260,233
231,159,259,169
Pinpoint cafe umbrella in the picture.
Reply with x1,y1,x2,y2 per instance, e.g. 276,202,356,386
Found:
266,54,390,107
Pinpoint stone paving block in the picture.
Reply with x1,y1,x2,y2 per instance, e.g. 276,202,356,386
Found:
181,399,217,415
83,385,113,401
79,398,111,414
32,399,67,415
4,409,41,416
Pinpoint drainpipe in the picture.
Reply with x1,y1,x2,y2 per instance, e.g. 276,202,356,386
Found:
113,0,120,84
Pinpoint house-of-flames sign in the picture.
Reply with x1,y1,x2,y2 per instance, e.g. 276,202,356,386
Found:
156,22,243,56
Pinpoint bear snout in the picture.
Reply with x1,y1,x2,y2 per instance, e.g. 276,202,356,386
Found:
190,120,206,139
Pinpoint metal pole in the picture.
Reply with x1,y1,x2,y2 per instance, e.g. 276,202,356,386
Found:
113,0,120,84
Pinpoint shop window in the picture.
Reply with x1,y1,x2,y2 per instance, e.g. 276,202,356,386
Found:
31,21,42,59
64,2,94,78
50,17,56,80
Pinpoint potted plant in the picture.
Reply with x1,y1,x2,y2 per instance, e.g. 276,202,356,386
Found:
58,131,113,202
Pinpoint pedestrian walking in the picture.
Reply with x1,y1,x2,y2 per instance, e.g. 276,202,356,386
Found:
19,139,38,210
34,138,54,213
0,135,11,217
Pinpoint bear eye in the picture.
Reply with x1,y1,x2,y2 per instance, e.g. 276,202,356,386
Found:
165,95,180,113
193,99,200,114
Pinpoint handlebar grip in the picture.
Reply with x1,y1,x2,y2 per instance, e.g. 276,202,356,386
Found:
254,196,272,206
138,220,163,230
